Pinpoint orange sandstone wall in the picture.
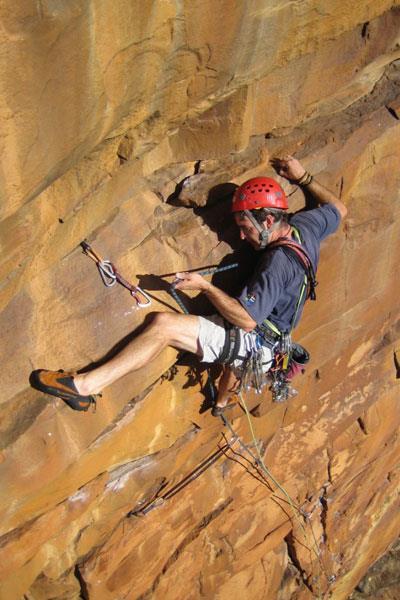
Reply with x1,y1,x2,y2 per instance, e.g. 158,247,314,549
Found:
1,2,400,599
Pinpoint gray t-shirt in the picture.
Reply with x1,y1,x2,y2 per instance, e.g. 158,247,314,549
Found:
237,203,341,332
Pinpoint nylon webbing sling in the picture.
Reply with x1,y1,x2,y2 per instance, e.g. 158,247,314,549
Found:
257,226,317,343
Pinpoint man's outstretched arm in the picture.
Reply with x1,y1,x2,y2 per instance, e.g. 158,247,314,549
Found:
174,272,257,331
275,155,348,219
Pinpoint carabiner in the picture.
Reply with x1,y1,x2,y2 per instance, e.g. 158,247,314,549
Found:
131,286,152,308
97,261,117,287
114,272,152,308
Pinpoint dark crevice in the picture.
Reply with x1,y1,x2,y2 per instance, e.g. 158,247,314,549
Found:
393,350,400,378
386,104,399,119
166,160,203,205
117,154,128,165
166,175,191,205
326,448,333,485
361,22,370,39
74,564,89,600
364,491,378,512
284,532,314,593
319,485,329,545
357,417,368,435
339,176,344,198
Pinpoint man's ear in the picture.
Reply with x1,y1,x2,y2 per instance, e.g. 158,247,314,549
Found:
264,214,275,229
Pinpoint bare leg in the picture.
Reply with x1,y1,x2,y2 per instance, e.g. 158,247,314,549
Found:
215,366,241,408
74,312,200,395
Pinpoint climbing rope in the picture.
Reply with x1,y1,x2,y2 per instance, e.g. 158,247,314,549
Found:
129,441,233,517
152,258,330,593
169,286,189,314
195,263,239,276
232,389,333,596
81,240,152,308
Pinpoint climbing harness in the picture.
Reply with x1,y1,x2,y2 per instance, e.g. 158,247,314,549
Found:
252,229,315,401
218,323,241,365
129,442,232,517
167,252,310,402
267,236,317,301
81,240,152,308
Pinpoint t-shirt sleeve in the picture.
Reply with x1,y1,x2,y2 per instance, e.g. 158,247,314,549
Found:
293,203,341,242
237,252,288,324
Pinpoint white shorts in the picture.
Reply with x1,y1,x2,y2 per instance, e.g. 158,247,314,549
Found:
197,315,274,374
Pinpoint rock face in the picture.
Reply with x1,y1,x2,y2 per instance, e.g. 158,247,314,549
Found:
1,2,400,599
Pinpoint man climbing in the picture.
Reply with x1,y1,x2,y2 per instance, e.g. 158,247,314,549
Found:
30,156,347,414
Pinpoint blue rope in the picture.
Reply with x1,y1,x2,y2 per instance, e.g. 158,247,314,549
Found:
169,286,189,314
196,263,238,277
169,263,238,315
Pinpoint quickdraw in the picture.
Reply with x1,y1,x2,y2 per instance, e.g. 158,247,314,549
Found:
239,335,271,395
81,240,152,309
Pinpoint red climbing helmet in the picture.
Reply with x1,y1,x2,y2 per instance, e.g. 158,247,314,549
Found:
232,177,288,212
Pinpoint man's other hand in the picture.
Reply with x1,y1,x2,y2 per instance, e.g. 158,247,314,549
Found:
273,155,306,182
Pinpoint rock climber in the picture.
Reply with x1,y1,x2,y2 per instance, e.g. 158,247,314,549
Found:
30,156,347,414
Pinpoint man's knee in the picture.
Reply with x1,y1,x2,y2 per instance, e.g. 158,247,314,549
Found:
150,312,188,339
150,311,200,352
147,312,169,340
151,311,174,329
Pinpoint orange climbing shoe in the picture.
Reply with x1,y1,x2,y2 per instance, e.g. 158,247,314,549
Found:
30,370,96,412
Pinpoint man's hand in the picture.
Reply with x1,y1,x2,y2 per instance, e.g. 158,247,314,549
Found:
173,272,210,292
272,155,348,219
272,155,306,182
174,272,257,330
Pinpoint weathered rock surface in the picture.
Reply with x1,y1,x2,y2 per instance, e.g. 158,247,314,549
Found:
1,2,400,599
349,538,400,599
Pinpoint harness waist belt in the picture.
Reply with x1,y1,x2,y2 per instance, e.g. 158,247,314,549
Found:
255,321,281,347
218,322,241,365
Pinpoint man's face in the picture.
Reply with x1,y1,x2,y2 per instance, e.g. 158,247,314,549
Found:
234,213,266,249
